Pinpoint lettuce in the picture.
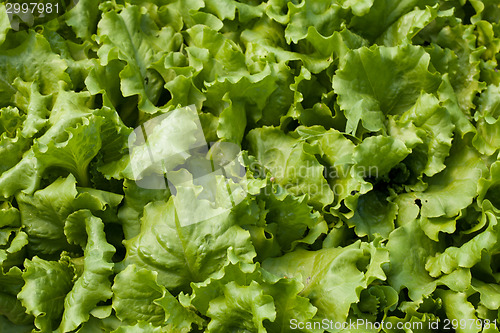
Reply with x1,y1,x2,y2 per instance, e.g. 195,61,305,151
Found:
1,0,500,332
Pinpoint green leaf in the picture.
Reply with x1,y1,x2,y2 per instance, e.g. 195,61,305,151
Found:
332,44,442,134
85,59,126,110
262,276,318,333
184,23,246,82
0,291,33,326
65,0,101,40
16,175,80,255
0,31,70,107
419,215,457,242
475,20,500,62
262,240,389,323
0,123,29,177
117,179,170,240
473,84,500,155
386,218,440,302
154,285,205,333
96,5,182,113
0,82,48,181
0,314,34,333
397,137,486,219
353,135,410,177
435,289,479,332
41,30,96,92
0,88,103,197
420,138,485,218
478,161,500,210
284,1,346,43
260,185,327,252
425,24,486,113
305,127,372,211
247,127,333,208
216,97,246,144
34,115,103,187
93,106,133,180
0,266,23,297
17,175,122,255
10,79,51,139
113,264,205,331
349,0,436,42
437,74,476,136
425,209,498,277
0,106,23,137
349,189,397,239
396,92,455,176
242,23,366,74
57,211,115,332
187,248,316,332
187,255,262,314
206,281,276,333
122,192,255,291
17,256,74,332
0,201,20,229
75,316,121,333
469,0,500,24
0,4,10,46
471,279,500,311
112,265,166,326
376,5,438,46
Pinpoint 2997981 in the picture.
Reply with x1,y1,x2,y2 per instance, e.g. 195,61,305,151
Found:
6,2,60,14
4,0,77,30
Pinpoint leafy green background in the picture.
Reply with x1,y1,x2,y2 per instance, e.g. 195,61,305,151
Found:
0,0,500,332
